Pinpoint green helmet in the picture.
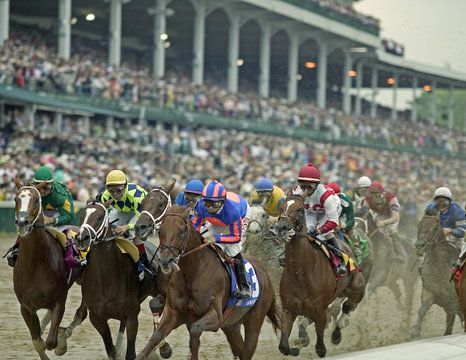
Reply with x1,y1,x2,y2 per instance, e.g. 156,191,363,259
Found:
33,166,54,183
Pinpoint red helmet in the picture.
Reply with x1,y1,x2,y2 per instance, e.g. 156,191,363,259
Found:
368,181,384,193
327,182,341,194
298,163,321,183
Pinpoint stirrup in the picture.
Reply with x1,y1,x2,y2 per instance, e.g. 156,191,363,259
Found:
337,264,348,275
236,286,251,299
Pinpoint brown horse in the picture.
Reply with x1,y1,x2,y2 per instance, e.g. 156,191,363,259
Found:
13,179,86,360
411,207,462,338
136,206,280,360
76,200,172,360
276,194,365,358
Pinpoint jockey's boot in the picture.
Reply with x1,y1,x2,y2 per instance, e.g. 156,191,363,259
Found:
233,253,251,299
6,238,20,267
327,237,348,275
140,252,155,279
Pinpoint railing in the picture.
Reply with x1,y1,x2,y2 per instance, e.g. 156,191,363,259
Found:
0,84,464,160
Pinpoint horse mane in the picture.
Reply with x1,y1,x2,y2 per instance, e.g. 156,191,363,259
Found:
166,205,190,215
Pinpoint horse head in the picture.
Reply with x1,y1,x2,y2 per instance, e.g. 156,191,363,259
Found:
76,200,111,250
415,207,444,256
276,194,306,242
14,178,45,237
248,205,268,235
157,206,192,274
134,179,175,240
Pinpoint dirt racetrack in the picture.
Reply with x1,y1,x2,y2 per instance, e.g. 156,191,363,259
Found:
0,235,463,359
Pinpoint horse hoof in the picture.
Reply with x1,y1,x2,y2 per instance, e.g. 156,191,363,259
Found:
289,347,300,356
159,343,172,359
331,327,342,345
45,338,57,351
410,330,420,340
316,345,326,358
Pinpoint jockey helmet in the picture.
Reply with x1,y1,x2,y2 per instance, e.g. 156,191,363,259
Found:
33,166,54,183
368,181,384,193
327,182,341,194
255,178,273,192
202,180,227,201
357,176,371,188
433,187,452,200
105,170,127,186
185,179,204,195
297,163,320,183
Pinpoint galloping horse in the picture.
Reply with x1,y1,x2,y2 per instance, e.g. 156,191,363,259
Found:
13,179,85,360
411,208,462,338
136,206,280,360
276,194,365,358
76,200,172,360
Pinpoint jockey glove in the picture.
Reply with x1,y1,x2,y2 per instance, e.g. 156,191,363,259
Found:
307,229,319,239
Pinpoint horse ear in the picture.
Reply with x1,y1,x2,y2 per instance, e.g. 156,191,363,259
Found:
165,178,176,194
182,206,191,218
86,198,94,205
425,206,438,217
14,176,24,190
35,181,47,191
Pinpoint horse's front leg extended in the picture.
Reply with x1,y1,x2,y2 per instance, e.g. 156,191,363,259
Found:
188,307,221,360
136,306,182,360
21,305,50,360
65,298,87,338
46,296,66,350
279,308,299,356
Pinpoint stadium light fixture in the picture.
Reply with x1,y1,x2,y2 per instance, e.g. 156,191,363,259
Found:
163,41,171,49
350,47,367,53
236,59,244,66
423,85,432,92
160,33,168,41
85,13,95,21
387,77,396,85
304,61,316,69
71,17,78,25
296,74,302,81
348,70,357,77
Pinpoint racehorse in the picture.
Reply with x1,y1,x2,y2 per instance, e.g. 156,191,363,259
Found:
276,193,365,358
411,207,462,338
363,211,418,311
136,205,280,360
76,199,172,360
13,179,86,360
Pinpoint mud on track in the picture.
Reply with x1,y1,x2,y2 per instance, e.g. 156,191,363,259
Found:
0,236,462,359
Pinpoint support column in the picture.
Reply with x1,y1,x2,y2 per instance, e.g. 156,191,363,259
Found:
54,112,63,133
316,40,328,109
0,0,9,47
108,0,122,68
355,62,363,116
448,85,455,130
287,33,299,103
391,73,398,121
58,0,72,59
153,0,167,78
0,101,5,128
430,79,437,124
106,116,114,133
370,67,378,119
25,104,36,131
82,116,90,136
342,50,353,114
258,22,272,98
192,0,206,85
411,75,418,123
227,12,240,94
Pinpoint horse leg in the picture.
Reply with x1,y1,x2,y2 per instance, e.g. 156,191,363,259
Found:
295,316,312,348
243,312,269,360
20,305,50,360
45,296,66,350
222,324,244,359
64,298,87,338
314,311,328,358
89,312,116,359
40,310,52,335
136,307,182,360
387,281,403,310
278,308,299,356
410,288,434,339
444,308,456,335
188,307,221,360
125,314,139,360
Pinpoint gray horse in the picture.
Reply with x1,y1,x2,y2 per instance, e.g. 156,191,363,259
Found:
411,207,463,338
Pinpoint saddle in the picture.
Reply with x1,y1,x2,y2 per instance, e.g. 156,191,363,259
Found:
45,226,87,272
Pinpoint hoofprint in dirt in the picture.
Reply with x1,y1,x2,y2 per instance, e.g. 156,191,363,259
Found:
0,236,462,359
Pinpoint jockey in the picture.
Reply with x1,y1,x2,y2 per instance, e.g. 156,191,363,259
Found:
99,169,149,281
352,176,371,215
250,177,285,221
363,181,404,262
7,166,75,267
174,179,204,209
192,180,252,298
425,187,466,269
293,163,347,275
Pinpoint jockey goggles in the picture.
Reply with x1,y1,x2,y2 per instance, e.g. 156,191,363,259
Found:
204,199,224,211
434,197,451,208
298,181,318,191
185,192,201,202
107,184,126,196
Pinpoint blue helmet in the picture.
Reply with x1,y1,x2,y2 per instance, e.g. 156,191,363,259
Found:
185,179,204,195
255,177,273,192
202,180,227,201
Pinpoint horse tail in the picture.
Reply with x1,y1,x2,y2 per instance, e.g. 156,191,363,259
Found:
266,296,281,334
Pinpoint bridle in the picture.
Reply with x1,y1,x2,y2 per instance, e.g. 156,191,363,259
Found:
416,216,445,252
139,188,172,230
79,202,110,244
15,186,44,236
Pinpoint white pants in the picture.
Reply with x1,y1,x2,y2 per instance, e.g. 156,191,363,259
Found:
214,204,252,257
108,209,142,244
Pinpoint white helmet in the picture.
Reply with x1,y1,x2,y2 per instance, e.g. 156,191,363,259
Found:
357,176,372,188
433,187,452,200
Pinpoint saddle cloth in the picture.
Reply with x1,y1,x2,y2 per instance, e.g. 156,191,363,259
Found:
309,237,358,276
